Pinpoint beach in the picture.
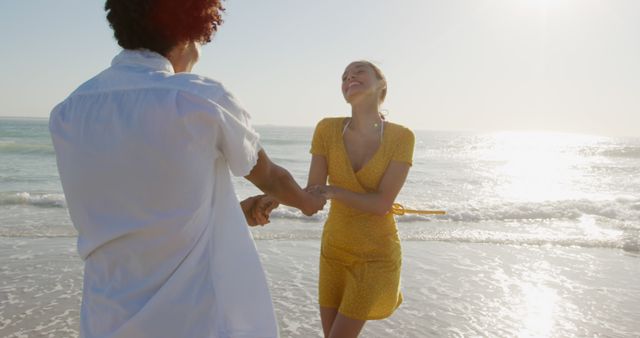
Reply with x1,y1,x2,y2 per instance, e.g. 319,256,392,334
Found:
2,234,639,337
1,119,640,337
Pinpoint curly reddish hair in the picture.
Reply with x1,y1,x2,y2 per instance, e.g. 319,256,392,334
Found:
105,0,224,56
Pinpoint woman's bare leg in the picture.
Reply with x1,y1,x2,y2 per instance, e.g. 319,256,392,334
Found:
320,306,338,338
328,313,366,338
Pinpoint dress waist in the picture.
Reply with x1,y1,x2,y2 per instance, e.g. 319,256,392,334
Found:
322,204,400,260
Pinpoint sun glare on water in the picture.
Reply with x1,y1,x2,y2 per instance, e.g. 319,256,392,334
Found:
518,282,558,337
483,131,602,202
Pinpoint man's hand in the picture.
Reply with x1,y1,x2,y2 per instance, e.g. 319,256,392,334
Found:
252,195,279,225
240,195,280,226
300,191,327,216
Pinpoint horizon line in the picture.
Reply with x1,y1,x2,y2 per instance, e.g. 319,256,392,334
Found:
1,116,636,139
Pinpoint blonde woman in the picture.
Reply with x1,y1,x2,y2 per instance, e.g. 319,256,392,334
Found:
307,61,415,337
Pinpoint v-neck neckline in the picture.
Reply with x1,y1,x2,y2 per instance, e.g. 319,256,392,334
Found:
340,117,384,175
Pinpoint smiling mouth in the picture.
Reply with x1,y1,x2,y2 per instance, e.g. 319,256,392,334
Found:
347,82,361,88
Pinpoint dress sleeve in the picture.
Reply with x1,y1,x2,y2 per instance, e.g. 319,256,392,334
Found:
310,118,329,156
391,127,415,166
213,90,261,177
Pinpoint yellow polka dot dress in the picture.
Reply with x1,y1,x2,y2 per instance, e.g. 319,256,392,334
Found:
310,117,415,320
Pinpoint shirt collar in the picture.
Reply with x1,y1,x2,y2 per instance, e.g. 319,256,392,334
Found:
111,49,175,74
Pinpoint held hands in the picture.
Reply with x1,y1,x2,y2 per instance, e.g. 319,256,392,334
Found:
241,189,327,222
240,194,280,227
298,185,338,216
299,186,327,216
305,185,337,199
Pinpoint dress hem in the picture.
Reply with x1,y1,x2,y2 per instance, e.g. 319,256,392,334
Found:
319,299,403,321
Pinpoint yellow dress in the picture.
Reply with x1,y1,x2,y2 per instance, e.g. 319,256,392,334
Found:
310,117,415,320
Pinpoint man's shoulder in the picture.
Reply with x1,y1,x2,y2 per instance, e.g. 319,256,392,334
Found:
66,68,114,97
68,67,228,100
164,73,228,101
166,74,250,123
49,69,112,122
50,69,242,124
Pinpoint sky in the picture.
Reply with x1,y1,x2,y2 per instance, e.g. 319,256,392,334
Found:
1,0,639,137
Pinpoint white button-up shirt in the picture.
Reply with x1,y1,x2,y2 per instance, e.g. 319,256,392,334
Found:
50,49,278,338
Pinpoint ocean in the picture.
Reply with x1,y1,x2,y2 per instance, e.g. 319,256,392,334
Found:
1,117,639,337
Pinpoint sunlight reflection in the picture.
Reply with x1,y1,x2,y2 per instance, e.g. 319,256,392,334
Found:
518,282,558,337
485,131,600,202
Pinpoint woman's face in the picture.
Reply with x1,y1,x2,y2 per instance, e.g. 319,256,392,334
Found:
341,62,383,104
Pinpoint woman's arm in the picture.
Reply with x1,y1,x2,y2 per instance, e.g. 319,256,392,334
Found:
312,161,410,216
307,154,328,187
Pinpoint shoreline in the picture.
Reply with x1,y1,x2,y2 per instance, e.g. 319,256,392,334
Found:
1,237,639,337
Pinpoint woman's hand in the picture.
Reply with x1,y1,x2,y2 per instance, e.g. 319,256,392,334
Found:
305,161,411,216
305,185,338,199
240,195,280,226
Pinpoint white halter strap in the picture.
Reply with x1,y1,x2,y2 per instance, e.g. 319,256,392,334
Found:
342,118,384,141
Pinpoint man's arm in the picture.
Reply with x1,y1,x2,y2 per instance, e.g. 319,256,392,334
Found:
245,149,325,216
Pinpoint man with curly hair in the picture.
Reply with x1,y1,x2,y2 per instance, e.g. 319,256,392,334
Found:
49,1,325,337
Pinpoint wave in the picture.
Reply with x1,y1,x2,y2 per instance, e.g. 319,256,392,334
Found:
266,198,640,224
0,231,76,239
0,192,66,208
0,141,54,155
269,208,326,222
1,211,636,254
3,227,635,253
424,198,640,223
601,147,640,159
251,229,638,252
6,191,638,225
402,230,639,253
580,146,640,159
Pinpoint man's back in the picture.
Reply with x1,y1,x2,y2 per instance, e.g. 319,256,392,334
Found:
50,49,277,338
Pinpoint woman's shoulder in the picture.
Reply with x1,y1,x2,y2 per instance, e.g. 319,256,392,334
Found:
385,121,414,137
318,116,346,125
315,116,347,132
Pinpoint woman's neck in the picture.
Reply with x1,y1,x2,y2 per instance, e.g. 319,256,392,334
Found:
349,100,382,132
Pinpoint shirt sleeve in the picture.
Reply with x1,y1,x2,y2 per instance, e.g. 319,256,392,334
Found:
391,127,415,166
310,118,329,156
213,90,261,177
